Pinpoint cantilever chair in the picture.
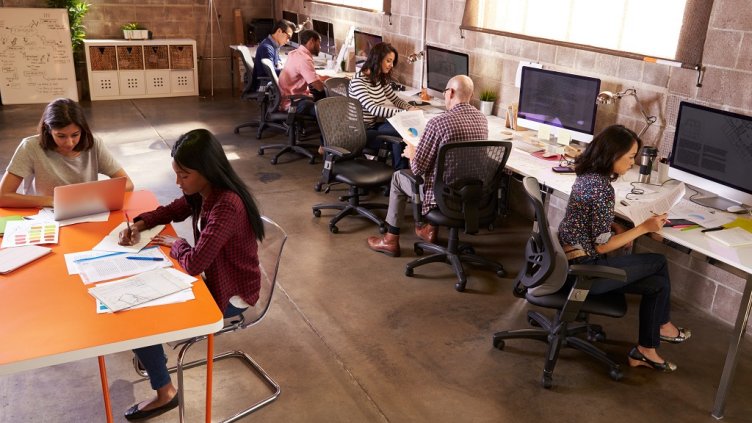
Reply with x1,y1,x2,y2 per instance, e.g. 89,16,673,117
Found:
404,140,511,292
257,58,319,164
312,96,397,233
323,77,350,97
492,176,628,389
233,46,269,135
135,217,287,422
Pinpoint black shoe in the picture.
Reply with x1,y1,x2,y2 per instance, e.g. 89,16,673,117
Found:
660,327,691,344
627,346,677,372
124,394,179,421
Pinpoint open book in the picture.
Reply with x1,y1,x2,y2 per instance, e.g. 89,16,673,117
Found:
387,110,428,147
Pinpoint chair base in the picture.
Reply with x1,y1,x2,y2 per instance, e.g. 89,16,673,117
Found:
405,230,506,292
234,121,260,134
492,310,623,388
258,142,318,165
312,201,387,234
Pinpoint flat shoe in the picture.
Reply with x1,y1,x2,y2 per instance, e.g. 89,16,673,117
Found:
660,327,691,344
124,394,179,421
627,346,677,372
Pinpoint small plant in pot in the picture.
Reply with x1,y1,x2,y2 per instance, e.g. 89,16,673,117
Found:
479,89,497,116
121,23,149,40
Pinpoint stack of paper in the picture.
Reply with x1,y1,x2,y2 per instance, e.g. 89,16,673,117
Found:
88,268,194,312
73,247,172,284
705,227,752,247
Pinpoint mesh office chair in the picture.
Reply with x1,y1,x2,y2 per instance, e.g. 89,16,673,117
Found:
233,46,268,134
135,217,287,422
492,176,628,388
323,77,350,97
257,58,319,164
404,140,511,292
312,96,397,233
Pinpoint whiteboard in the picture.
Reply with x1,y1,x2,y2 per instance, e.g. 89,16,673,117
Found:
0,8,78,104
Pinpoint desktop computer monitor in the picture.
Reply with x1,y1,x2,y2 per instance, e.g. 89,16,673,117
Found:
668,101,752,209
425,45,469,98
313,19,335,56
516,67,600,143
354,30,382,62
282,10,300,47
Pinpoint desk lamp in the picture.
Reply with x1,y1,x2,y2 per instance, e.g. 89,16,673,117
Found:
596,88,657,138
406,51,424,64
295,17,312,33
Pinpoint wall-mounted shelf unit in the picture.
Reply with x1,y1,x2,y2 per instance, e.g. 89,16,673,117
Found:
84,39,198,100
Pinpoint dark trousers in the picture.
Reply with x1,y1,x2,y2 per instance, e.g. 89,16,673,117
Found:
573,253,671,348
134,303,247,390
366,121,408,170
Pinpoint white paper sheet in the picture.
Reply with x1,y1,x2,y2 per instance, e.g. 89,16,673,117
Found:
387,110,428,147
94,269,197,313
92,223,166,253
621,183,686,225
26,208,110,226
76,246,171,284
88,268,194,312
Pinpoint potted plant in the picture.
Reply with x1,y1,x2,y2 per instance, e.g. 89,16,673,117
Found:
121,23,149,40
479,89,497,116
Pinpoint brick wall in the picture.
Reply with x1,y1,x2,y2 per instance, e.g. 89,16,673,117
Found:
2,0,273,92
276,0,752,333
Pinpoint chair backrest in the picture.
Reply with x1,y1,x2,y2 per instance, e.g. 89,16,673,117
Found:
237,216,288,329
237,45,254,76
260,58,283,115
314,96,368,154
324,77,350,97
433,140,512,234
516,176,569,297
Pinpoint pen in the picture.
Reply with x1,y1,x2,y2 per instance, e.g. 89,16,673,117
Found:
126,257,164,261
650,210,671,225
125,211,131,234
701,227,725,233
74,252,126,263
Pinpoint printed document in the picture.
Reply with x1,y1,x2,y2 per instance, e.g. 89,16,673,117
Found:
95,269,197,313
75,247,172,284
88,268,194,312
621,182,686,225
387,110,428,147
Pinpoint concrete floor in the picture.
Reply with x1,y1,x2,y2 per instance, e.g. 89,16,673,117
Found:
1,95,751,423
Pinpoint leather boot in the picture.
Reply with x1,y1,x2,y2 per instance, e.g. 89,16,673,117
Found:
415,223,437,244
367,233,401,257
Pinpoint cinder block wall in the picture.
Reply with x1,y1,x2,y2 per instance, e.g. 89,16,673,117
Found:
2,0,273,93
276,0,752,333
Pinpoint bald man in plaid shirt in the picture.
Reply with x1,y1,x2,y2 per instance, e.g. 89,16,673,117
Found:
367,75,489,257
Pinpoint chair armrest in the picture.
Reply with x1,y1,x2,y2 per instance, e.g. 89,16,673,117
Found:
370,135,403,162
558,264,627,322
323,145,351,158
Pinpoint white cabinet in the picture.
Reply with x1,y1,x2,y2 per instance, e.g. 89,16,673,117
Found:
84,39,198,100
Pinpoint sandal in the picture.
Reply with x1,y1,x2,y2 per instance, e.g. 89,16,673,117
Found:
660,327,691,344
628,346,677,372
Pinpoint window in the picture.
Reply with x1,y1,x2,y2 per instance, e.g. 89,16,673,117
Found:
462,0,713,67
304,0,389,14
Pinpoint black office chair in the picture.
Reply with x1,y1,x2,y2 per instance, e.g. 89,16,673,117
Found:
404,140,511,292
323,77,350,97
311,96,397,233
233,46,268,134
256,58,319,165
492,176,628,388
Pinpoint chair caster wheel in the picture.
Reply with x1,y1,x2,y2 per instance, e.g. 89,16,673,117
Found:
542,373,553,389
233,128,239,134
414,246,423,256
496,268,506,278
313,209,321,217
454,281,466,292
405,267,414,277
324,186,331,194
528,317,540,327
378,225,386,234
488,223,495,231
609,367,623,381
492,337,505,350
587,330,606,342
460,245,475,255
270,158,278,165
309,157,316,164
314,183,322,192
258,149,264,155
329,225,338,234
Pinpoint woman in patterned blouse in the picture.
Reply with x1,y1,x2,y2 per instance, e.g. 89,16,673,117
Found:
117,129,265,420
558,125,690,372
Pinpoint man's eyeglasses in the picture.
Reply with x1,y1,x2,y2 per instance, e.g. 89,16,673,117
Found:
284,32,293,39
442,87,452,94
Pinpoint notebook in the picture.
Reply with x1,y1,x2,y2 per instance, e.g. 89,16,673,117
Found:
0,215,24,235
705,227,752,247
53,177,126,221
0,245,52,273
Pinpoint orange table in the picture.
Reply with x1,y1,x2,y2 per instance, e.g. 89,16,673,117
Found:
0,191,224,422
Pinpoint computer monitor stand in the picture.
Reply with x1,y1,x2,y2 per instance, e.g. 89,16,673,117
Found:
690,187,743,210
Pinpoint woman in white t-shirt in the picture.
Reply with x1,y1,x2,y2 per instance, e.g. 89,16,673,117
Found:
0,98,133,208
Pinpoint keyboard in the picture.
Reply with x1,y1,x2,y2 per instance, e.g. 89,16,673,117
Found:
512,140,545,154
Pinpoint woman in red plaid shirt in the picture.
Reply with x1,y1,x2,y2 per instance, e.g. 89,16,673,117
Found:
118,128,264,420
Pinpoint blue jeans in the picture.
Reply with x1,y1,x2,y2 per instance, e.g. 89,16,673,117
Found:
571,253,671,348
134,303,247,390
366,122,408,170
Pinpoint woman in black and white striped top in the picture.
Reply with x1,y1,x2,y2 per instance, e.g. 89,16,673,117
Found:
348,42,418,170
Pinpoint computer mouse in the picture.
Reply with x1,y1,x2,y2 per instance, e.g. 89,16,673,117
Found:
726,205,748,213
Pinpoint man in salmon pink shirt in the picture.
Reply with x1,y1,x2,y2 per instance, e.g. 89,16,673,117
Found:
278,29,329,114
